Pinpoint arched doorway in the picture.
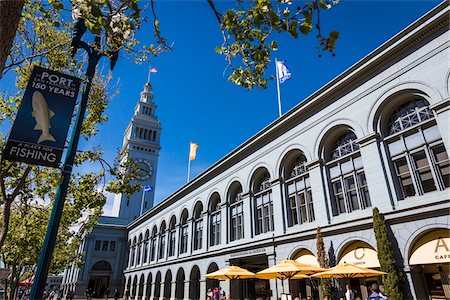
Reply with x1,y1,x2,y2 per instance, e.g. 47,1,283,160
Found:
189,265,200,300
131,275,138,299
154,272,161,299
409,229,450,299
88,260,112,297
338,241,381,299
290,249,320,299
175,268,185,300
206,263,219,294
145,273,152,300
164,270,172,299
138,274,144,299
126,276,131,295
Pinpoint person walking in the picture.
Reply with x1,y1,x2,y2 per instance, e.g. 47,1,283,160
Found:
213,287,219,300
367,283,387,300
114,288,120,300
124,288,130,300
345,284,355,300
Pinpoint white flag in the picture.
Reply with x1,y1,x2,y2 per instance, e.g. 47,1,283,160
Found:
276,60,292,83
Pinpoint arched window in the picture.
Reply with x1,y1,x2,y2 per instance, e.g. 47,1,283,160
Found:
252,168,273,235
158,221,166,259
209,193,221,247
168,216,177,257
136,233,143,265
193,202,203,250
228,182,244,241
282,151,315,226
179,209,189,254
326,130,371,216
150,226,157,261
91,260,112,271
143,229,150,264
130,237,136,266
126,239,131,267
383,99,449,198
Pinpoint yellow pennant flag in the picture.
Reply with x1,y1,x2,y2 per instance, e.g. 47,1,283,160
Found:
189,142,198,161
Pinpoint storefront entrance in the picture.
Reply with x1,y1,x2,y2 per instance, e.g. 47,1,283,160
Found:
409,229,450,300
88,260,112,298
290,249,320,299
230,254,270,299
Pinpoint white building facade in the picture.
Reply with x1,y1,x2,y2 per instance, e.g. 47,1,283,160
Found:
61,82,162,297
125,3,450,300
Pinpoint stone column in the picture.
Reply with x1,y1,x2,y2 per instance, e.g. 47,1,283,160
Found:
188,218,194,254
220,280,230,299
357,133,395,211
431,98,450,151
267,254,279,300
170,280,177,300
183,280,190,300
241,193,252,239
271,180,285,236
199,280,207,300
202,212,209,250
220,203,227,245
306,159,330,224
158,281,164,300
150,283,156,300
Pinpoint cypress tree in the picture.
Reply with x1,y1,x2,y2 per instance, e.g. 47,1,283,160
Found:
316,226,333,299
372,207,404,300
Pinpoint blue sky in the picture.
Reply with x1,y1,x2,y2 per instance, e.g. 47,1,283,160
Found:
0,0,441,214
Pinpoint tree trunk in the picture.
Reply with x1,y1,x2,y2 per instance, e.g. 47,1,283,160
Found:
0,0,24,79
0,198,13,251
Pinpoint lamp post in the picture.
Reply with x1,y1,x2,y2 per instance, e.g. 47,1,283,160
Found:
30,18,117,299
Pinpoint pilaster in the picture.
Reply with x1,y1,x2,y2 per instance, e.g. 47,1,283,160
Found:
306,159,330,225
357,132,395,211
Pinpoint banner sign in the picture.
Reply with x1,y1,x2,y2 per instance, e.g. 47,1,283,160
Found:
3,66,81,168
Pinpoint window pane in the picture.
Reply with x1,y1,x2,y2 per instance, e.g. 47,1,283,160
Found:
289,196,298,226
388,139,406,156
332,181,346,214
110,241,116,252
341,159,353,174
95,240,101,251
306,190,315,222
358,173,371,208
413,151,436,193
423,125,441,143
102,241,109,251
432,145,450,188
345,176,360,211
404,132,425,149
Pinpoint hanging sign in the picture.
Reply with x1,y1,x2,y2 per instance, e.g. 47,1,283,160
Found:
3,66,81,168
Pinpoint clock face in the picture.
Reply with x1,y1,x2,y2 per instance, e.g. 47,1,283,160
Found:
136,159,153,181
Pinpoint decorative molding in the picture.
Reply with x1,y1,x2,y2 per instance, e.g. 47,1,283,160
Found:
356,132,380,147
430,97,450,113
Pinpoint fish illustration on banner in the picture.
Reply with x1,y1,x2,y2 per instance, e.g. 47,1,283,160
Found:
32,91,56,144
2,66,81,168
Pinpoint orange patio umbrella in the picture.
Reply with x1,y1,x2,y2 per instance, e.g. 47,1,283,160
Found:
204,265,255,280
311,263,387,279
255,260,325,280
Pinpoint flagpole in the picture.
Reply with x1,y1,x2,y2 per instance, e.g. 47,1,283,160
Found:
187,141,191,183
147,65,152,82
140,187,145,215
275,58,282,118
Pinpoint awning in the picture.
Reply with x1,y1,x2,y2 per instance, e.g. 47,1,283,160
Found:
410,229,450,265
338,241,380,269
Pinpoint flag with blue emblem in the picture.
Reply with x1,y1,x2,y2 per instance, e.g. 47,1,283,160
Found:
276,60,292,83
144,186,153,192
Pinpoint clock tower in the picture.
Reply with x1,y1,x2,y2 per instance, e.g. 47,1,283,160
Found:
112,80,162,223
